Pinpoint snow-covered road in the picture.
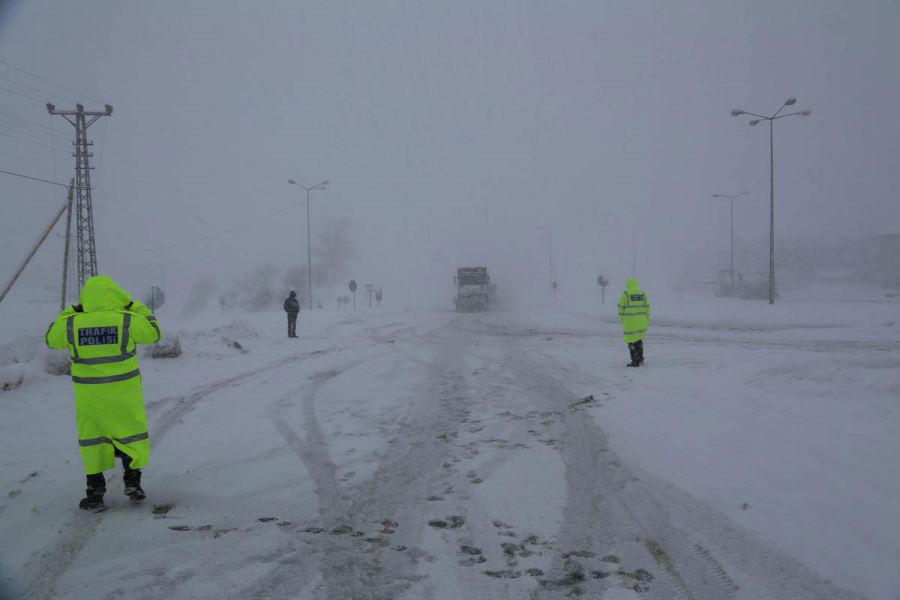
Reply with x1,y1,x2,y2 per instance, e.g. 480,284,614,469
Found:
1,303,898,599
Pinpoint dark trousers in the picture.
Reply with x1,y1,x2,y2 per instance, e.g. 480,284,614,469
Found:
85,449,140,491
287,312,298,337
628,340,644,365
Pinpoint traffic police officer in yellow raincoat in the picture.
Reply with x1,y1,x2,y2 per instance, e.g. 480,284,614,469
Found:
617,277,650,367
46,276,161,511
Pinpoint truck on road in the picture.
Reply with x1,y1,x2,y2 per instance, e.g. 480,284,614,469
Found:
454,267,491,312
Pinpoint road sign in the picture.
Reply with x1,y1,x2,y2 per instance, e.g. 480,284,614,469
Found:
349,280,357,292
597,275,609,304
146,286,165,311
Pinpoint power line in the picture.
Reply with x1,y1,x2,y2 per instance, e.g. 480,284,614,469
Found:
0,129,70,152
0,123,70,149
0,120,70,145
0,84,45,103
0,59,105,104
0,168,69,188
0,128,70,154
135,200,305,254
0,109,64,135
0,113,70,140
0,74,71,103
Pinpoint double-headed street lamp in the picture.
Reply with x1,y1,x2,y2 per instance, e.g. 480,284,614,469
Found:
288,178,329,309
713,191,749,293
731,98,811,304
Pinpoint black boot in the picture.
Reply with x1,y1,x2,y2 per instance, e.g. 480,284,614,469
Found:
636,340,645,366
123,468,145,501
627,343,640,367
119,451,145,502
79,473,106,512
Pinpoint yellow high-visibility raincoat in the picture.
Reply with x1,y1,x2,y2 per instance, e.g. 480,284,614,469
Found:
45,276,161,474
617,278,650,343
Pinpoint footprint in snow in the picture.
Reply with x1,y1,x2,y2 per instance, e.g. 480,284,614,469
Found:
459,545,486,566
427,515,465,529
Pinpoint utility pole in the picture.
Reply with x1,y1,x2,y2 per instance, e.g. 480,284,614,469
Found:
0,199,69,306
47,102,113,291
61,180,75,308
713,192,749,293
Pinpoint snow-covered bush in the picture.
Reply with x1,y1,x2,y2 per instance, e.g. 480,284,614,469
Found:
0,334,40,367
223,264,278,311
44,350,70,376
211,320,259,339
151,336,182,359
183,276,217,315
0,365,24,391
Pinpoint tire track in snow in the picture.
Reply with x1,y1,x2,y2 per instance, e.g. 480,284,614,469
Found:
508,345,731,600
253,319,495,599
258,338,442,599
18,347,339,600
508,336,865,600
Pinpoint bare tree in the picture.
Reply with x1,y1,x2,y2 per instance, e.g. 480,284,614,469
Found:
282,265,309,308
183,275,217,314
314,218,355,286
225,264,278,310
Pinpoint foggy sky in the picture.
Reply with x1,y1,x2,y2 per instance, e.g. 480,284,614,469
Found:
1,0,899,307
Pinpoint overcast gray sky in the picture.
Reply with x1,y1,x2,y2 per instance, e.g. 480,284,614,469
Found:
1,0,898,306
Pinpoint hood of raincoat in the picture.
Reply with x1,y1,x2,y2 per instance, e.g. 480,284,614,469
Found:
289,290,297,298
626,277,640,293
79,276,132,312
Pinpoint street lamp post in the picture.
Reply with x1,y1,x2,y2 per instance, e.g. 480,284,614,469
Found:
712,192,749,293
288,178,329,309
731,98,811,304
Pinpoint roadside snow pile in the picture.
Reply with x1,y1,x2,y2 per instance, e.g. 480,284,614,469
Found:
0,334,43,390
151,336,182,359
211,319,259,339
43,350,69,376
0,333,39,366
0,365,24,391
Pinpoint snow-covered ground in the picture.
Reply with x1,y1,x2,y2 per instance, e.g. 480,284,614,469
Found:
1,290,898,599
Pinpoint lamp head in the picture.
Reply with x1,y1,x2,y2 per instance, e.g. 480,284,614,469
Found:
799,109,812,116
749,119,760,126
288,179,297,185
785,97,797,106
731,109,744,117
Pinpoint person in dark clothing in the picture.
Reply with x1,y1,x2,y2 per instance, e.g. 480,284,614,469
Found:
283,290,300,338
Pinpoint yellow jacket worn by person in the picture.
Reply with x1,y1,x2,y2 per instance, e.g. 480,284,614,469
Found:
45,276,161,474
617,277,650,343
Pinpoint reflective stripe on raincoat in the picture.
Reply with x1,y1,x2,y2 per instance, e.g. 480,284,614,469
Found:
46,276,161,474
617,277,650,343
